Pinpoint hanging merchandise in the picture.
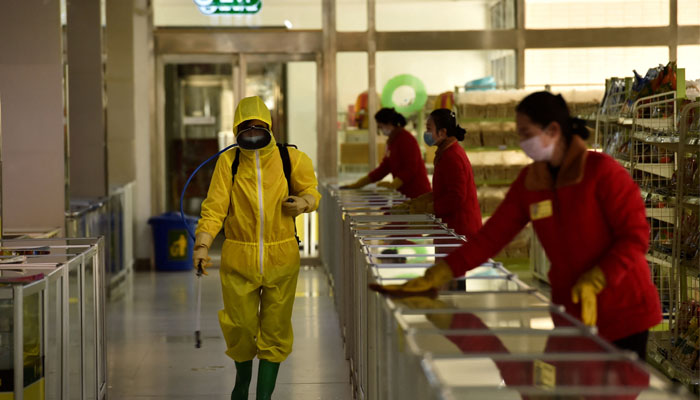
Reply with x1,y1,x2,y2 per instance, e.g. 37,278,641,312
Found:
381,74,428,116
628,61,677,107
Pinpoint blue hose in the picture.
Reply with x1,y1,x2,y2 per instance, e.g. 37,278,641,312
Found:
180,144,238,240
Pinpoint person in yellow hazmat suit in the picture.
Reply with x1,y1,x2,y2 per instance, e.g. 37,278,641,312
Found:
193,96,321,400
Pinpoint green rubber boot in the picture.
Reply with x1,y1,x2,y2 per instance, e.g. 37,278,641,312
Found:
256,360,281,400
231,360,253,400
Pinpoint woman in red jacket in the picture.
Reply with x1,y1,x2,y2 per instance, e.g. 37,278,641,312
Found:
388,92,662,359
404,109,482,242
342,108,431,199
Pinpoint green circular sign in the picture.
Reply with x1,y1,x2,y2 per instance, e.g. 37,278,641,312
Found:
381,74,428,116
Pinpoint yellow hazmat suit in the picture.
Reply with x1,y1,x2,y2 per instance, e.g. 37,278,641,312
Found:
196,97,321,363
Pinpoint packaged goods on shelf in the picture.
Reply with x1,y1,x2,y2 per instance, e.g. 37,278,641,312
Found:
477,186,508,216
479,121,505,147
462,122,482,147
671,301,700,372
630,62,678,106
687,79,700,101
456,89,602,120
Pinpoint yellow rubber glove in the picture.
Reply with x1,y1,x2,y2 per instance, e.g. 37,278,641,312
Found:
409,192,434,214
376,177,403,190
370,260,454,298
282,194,316,217
571,266,606,327
340,175,372,190
397,297,453,330
404,260,454,291
391,201,411,211
193,232,214,275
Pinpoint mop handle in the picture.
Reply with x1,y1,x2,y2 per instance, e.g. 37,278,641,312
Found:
195,260,203,348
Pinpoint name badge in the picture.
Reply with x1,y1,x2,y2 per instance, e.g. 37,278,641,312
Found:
534,359,556,389
530,200,553,221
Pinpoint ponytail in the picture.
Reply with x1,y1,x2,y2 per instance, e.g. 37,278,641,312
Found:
516,92,589,142
374,108,407,127
430,108,466,141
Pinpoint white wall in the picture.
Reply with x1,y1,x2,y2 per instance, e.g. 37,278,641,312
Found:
678,0,700,25
287,62,318,167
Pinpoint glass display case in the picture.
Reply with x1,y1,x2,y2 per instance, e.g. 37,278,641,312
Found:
320,182,692,400
0,238,106,400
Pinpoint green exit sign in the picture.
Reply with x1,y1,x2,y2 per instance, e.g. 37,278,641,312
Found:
194,0,262,15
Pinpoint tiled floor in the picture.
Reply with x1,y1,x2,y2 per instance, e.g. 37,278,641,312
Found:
106,264,353,399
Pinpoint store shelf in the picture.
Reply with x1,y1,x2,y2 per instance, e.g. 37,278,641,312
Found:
681,196,700,209
645,208,676,224
614,158,632,169
632,117,675,132
634,163,675,178
648,338,700,389
633,132,700,148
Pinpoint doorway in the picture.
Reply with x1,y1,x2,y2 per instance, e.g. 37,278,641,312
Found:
158,53,319,256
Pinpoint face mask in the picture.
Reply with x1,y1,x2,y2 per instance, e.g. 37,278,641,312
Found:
423,131,436,147
520,134,555,162
381,127,393,136
237,126,272,150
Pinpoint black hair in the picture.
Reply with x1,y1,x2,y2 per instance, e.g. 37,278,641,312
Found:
429,108,466,141
515,91,590,142
374,108,407,127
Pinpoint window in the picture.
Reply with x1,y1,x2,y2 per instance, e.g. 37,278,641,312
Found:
678,0,700,25
678,46,700,81
525,47,669,89
526,0,669,29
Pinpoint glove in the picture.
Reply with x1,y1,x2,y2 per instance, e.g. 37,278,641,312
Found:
369,260,454,298
409,192,434,214
376,177,403,190
571,266,606,327
340,175,371,190
397,297,453,330
282,194,316,217
391,201,410,211
193,232,214,275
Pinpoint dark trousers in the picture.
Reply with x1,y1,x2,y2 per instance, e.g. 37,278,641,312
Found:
613,330,649,361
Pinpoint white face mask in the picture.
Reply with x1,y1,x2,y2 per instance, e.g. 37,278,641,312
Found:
381,127,393,136
520,134,555,162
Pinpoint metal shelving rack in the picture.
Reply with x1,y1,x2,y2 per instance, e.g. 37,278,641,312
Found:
647,100,700,389
627,92,699,390
595,66,699,390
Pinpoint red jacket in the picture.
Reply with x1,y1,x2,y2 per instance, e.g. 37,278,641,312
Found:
368,128,431,199
445,136,662,342
433,139,482,240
